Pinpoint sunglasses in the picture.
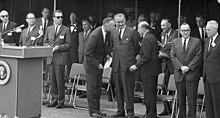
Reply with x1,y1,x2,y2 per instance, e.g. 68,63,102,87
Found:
1,15,8,18
55,16,63,19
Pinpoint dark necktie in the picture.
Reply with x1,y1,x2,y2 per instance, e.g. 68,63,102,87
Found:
201,28,204,39
84,31,87,38
2,23,5,32
183,38,187,52
208,38,213,51
27,27,31,36
164,33,168,45
54,26,58,39
43,19,47,33
119,29,122,41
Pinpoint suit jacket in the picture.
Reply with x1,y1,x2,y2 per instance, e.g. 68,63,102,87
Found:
44,25,71,65
84,26,111,74
171,37,202,82
19,25,43,46
35,17,53,30
78,30,92,63
135,32,160,77
68,23,83,63
191,27,207,50
203,35,220,83
0,21,18,44
111,26,140,72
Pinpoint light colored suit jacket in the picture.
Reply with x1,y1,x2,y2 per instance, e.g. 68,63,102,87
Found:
78,30,92,63
44,25,71,65
171,37,202,82
111,26,140,72
19,25,42,46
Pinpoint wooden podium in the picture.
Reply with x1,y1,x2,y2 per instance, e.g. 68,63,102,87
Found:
0,45,52,118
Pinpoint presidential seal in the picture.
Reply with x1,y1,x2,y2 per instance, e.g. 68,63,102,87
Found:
0,61,10,85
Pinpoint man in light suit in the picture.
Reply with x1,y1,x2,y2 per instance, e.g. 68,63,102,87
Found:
129,21,160,118
78,19,92,64
111,13,140,117
158,18,178,116
35,7,53,42
44,10,71,109
19,13,43,46
0,10,18,46
170,23,202,118
84,17,115,117
203,20,220,118
77,19,92,98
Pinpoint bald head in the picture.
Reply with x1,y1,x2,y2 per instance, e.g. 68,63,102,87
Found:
206,20,218,38
0,10,9,23
138,21,150,37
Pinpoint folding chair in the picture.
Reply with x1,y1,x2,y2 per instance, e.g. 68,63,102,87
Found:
102,67,115,107
197,77,205,118
67,63,87,109
157,73,165,95
157,74,177,118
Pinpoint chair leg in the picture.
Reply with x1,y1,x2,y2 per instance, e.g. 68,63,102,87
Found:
69,85,75,104
109,86,115,108
200,96,205,118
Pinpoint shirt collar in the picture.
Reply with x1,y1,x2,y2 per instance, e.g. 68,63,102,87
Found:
102,26,107,39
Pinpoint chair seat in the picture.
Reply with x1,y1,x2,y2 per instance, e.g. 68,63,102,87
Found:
75,85,86,91
65,83,73,89
157,95,174,101
134,92,144,99
43,80,50,86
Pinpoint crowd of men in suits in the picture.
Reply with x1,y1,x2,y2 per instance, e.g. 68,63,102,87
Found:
0,7,220,118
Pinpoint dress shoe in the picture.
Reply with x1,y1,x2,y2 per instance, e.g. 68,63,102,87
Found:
47,101,57,107
111,112,125,117
158,110,170,116
78,94,87,98
98,111,107,116
90,113,102,118
56,103,64,109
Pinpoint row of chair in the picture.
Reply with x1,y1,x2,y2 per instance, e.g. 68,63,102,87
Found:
134,74,205,118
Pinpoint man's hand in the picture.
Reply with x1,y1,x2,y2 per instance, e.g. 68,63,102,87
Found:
136,55,140,61
158,51,169,58
98,64,103,69
181,66,189,74
129,65,137,72
106,55,111,59
53,45,59,52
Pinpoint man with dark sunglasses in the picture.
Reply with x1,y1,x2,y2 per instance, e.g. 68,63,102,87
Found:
0,10,18,46
43,10,71,109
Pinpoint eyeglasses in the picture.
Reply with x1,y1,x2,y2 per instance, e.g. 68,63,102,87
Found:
1,15,8,18
55,16,63,19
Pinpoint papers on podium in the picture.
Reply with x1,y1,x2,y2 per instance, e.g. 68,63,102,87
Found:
104,57,112,69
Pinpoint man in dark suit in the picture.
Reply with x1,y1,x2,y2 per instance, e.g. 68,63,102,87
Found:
44,10,71,109
66,12,83,81
170,23,202,118
203,20,220,118
191,14,207,77
88,14,100,30
35,7,53,44
129,21,160,118
0,10,18,46
158,18,178,116
84,17,115,117
111,13,140,117
19,13,43,46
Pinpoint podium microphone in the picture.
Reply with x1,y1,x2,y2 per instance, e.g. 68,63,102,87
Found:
1,24,25,35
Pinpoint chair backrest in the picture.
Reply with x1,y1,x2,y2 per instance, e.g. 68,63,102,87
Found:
167,74,176,91
102,67,112,83
69,63,86,79
197,77,204,95
158,73,165,85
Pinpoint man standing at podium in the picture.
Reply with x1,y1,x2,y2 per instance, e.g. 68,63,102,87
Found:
0,10,18,46
19,13,43,46
44,10,71,109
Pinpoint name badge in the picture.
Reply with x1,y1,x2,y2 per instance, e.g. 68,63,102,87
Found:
60,35,64,39
7,32,12,36
31,37,36,40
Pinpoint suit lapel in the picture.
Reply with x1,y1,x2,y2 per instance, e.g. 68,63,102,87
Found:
25,26,36,42
185,37,192,53
121,26,127,41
